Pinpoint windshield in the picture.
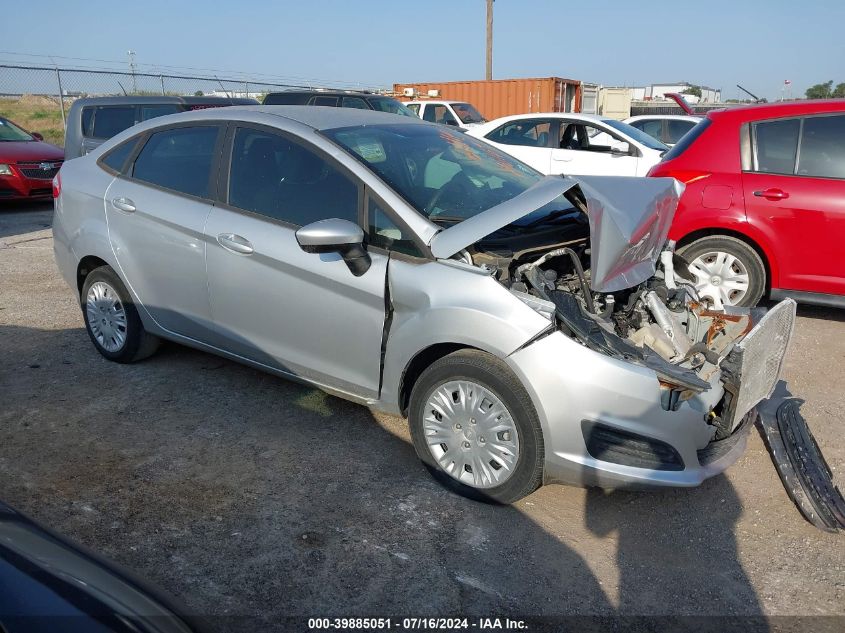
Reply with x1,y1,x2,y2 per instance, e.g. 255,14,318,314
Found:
452,103,486,124
367,97,418,118
324,123,548,222
0,117,34,142
602,119,668,151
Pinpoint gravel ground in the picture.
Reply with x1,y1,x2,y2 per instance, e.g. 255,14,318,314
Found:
1,202,843,628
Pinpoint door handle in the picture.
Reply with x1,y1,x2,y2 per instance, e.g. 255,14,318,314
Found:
111,197,136,213
753,188,789,201
552,153,573,162
217,233,254,255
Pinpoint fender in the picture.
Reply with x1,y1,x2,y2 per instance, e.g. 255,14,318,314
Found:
377,258,551,415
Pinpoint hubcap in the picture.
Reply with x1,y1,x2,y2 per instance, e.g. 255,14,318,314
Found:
688,250,750,308
85,281,128,352
423,380,520,489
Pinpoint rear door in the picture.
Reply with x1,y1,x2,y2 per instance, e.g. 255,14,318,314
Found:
742,114,845,295
482,118,556,173
104,123,223,340
204,125,388,399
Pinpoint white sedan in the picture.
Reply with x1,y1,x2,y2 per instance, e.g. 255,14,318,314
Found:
466,113,668,177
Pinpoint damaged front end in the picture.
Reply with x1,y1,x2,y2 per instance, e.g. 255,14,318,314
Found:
431,175,797,443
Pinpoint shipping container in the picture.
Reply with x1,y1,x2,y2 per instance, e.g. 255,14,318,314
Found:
393,77,582,121
598,87,632,120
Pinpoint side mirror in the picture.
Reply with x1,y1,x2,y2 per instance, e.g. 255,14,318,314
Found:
295,218,371,276
610,142,632,156
31,132,44,141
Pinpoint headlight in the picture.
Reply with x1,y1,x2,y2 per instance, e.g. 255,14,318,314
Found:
0,164,13,176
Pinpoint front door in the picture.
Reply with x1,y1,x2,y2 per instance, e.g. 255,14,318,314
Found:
104,123,222,340
551,121,640,176
743,114,845,295
205,125,388,399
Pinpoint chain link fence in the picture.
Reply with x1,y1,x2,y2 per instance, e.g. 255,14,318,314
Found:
0,63,371,146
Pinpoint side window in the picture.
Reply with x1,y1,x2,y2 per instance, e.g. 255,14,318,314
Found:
488,120,553,147
405,103,420,116
311,96,339,107
132,126,219,198
139,105,182,121
81,107,95,137
752,118,799,174
341,96,369,109
100,138,138,174
228,127,359,226
797,115,845,179
367,198,423,257
433,105,458,125
666,119,696,145
633,119,663,142
91,106,136,140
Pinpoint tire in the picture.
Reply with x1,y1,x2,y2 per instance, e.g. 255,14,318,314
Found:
408,349,544,504
80,265,159,363
679,235,766,308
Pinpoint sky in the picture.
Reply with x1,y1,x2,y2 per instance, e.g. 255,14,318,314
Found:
3,0,844,101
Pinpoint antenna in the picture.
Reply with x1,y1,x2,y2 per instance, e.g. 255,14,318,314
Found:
736,84,761,103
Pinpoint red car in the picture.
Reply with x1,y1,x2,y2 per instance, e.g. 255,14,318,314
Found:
648,99,845,308
0,116,64,201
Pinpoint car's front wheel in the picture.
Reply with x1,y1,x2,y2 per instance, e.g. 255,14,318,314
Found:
408,349,544,504
81,265,159,363
679,235,766,308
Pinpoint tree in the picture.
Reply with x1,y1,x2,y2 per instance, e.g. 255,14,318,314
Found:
681,85,702,98
194,90,204,96
805,81,833,99
834,83,845,98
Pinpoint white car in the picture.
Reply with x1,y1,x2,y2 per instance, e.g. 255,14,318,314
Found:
624,114,703,147
467,113,668,177
404,100,486,130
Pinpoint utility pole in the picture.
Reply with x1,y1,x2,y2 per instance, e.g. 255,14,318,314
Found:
127,50,138,94
486,0,494,80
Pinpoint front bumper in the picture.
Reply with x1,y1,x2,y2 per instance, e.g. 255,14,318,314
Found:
0,162,61,200
505,300,796,490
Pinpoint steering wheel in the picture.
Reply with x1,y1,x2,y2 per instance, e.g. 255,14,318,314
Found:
426,172,473,215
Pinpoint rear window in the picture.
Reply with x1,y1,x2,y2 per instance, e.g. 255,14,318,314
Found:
91,106,136,140
752,118,800,174
661,118,711,161
132,126,219,198
100,138,138,174
797,115,845,179
262,93,308,105
140,104,182,121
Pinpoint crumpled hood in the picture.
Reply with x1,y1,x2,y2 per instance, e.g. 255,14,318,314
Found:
428,175,683,293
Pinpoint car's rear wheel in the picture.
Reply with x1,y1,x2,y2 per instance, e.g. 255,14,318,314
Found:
81,265,159,363
679,235,766,308
408,349,543,504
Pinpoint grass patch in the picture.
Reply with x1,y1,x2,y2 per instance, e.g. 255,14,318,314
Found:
0,96,66,148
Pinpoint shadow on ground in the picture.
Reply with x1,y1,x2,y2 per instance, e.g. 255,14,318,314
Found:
0,322,767,627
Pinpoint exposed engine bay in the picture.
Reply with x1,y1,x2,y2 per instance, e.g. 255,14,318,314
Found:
450,181,765,439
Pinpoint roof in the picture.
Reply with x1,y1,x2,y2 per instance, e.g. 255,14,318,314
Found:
157,105,429,131
709,99,845,122
67,95,257,107
264,90,377,97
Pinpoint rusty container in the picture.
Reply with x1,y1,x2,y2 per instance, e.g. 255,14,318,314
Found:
392,77,582,120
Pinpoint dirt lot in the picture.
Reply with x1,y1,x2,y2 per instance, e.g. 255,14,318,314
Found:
1,203,843,628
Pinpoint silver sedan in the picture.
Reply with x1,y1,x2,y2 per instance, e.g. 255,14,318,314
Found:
52,106,796,503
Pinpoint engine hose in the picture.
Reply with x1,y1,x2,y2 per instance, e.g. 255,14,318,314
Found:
517,247,595,313
564,248,596,314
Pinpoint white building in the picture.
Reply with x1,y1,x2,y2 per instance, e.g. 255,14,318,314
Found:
642,82,721,103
